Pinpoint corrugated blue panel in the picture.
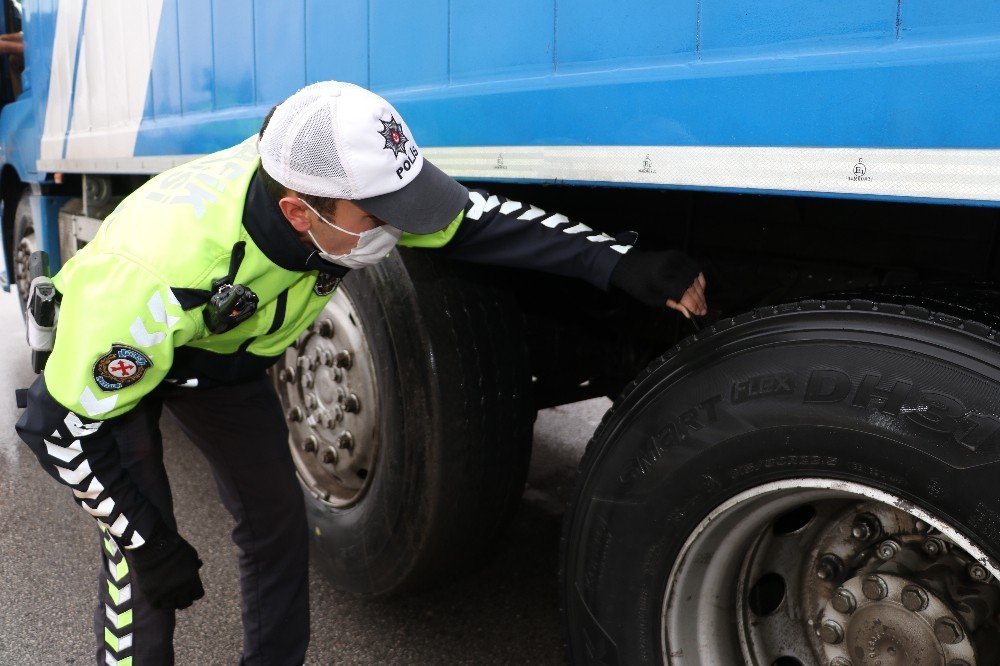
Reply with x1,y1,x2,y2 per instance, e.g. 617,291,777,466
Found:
177,0,214,114
24,0,59,130
450,1,554,82
305,0,369,88
254,0,306,105
904,1,1000,39
370,0,448,91
392,38,1000,149
702,1,897,52
213,0,255,108
556,0,697,68
148,0,181,118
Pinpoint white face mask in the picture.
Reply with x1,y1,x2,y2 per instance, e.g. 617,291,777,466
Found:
300,199,403,270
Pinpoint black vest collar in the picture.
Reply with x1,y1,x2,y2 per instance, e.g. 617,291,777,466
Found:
242,172,350,277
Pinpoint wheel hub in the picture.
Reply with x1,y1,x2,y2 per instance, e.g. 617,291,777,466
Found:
273,288,380,508
661,481,1000,665
820,573,975,665
14,228,37,302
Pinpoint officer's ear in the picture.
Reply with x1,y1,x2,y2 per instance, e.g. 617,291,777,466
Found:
278,196,314,232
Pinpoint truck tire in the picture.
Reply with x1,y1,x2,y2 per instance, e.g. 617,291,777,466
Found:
272,248,534,595
561,289,1000,665
12,190,35,310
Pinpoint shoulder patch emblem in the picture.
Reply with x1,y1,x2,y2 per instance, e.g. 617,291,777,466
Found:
313,272,341,297
93,344,153,392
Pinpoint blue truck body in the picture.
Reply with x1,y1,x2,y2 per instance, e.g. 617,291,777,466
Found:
2,0,1000,285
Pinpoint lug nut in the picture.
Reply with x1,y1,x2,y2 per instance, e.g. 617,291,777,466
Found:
335,350,353,369
333,368,344,383
923,537,946,558
877,539,901,561
318,319,335,338
816,554,844,581
306,394,318,409
344,393,361,414
278,368,293,383
322,350,335,367
831,588,856,614
901,585,929,612
934,617,964,644
298,356,315,371
851,514,881,542
819,620,844,645
302,435,318,453
337,432,354,450
303,371,315,389
287,406,303,422
321,447,339,465
862,575,889,601
968,563,991,582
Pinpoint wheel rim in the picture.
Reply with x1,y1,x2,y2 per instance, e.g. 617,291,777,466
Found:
14,223,36,303
662,479,1000,665
273,287,380,508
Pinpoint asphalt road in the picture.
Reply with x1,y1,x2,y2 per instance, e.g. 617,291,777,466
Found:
0,287,610,665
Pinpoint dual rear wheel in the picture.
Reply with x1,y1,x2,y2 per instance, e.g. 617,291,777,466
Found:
562,292,1000,665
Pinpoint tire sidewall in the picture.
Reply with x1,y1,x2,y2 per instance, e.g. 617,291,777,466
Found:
563,309,1000,664
304,250,439,594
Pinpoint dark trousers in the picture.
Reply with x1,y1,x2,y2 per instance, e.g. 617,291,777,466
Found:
95,376,309,666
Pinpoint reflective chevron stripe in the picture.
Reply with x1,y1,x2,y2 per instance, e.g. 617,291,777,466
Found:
103,535,118,557
44,438,82,463
106,580,131,606
108,514,129,537
104,652,133,666
73,476,105,500
82,497,115,518
108,556,128,583
104,626,133,653
105,606,133,630
55,458,92,485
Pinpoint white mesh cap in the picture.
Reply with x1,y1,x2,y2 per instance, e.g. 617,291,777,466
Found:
259,81,468,234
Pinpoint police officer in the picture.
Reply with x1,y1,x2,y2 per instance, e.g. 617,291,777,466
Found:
15,81,706,665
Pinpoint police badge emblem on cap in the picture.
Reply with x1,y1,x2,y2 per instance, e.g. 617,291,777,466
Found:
93,344,153,391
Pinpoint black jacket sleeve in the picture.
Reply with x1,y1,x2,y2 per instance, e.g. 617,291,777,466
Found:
441,189,633,291
15,375,167,551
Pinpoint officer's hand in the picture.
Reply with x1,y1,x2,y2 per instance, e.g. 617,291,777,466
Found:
130,527,205,610
667,272,707,319
610,249,707,315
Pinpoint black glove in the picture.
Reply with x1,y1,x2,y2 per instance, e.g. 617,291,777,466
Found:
129,526,205,610
609,249,701,308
